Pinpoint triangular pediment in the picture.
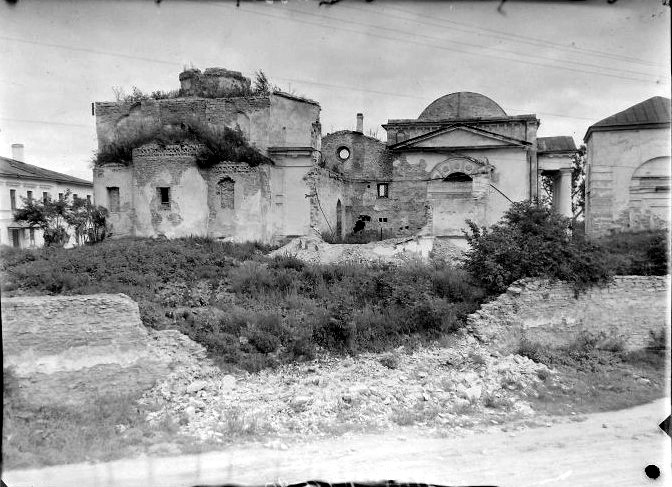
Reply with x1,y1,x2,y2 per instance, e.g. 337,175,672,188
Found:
391,125,529,150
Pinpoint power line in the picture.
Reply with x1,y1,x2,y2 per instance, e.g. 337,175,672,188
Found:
0,36,182,67
369,3,668,69
288,3,665,80
227,3,666,85
0,117,92,129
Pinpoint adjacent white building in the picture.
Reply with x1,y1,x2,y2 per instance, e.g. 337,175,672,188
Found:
0,144,94,248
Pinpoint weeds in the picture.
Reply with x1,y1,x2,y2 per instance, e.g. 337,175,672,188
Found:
1,237,485,372
2,371,178,468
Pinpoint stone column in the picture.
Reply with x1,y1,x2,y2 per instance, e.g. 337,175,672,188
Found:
556,168,573,218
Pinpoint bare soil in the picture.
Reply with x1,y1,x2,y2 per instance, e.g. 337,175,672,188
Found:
4,398,670,487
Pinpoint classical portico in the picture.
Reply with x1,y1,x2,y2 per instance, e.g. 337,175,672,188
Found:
537,136,577,218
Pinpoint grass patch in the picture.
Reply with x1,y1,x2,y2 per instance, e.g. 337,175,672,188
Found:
2,368,179,469
516,330,669,415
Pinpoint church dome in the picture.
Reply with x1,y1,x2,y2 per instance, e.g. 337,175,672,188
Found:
418,92,507,121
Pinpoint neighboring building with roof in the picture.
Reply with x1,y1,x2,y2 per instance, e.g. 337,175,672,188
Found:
584,96,671,237
319,92,576,244
0,144,94,248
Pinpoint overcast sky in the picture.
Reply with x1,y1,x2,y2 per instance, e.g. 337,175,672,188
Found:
0,0,669,180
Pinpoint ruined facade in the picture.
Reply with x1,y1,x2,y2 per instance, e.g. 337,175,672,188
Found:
584,96,671,237
320,92,576,243
93,71,577,244
93,68,321,241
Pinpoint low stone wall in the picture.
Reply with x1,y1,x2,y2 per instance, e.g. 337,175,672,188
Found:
2,294,170,406
467,276,670,353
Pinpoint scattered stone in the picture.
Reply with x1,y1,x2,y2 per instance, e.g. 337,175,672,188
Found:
220,375,236,391
186,380,208,394
290,395,313,412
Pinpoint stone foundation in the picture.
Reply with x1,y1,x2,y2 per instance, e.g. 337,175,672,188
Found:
467,275,670,353
2,294,170,406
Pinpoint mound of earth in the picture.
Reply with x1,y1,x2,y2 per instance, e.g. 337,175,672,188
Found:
268,235,464,265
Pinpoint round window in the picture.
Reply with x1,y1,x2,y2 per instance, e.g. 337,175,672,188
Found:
337,147,350,160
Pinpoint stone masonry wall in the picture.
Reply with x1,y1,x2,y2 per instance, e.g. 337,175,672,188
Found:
467,276,670,354
2,294,170,406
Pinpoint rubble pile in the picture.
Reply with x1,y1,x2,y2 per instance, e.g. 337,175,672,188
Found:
141,330,557,444
268,235,464,265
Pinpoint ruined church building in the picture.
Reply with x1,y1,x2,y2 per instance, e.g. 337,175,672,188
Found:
93,68,669,244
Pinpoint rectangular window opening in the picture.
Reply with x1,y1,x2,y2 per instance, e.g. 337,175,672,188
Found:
29,228,35,244
43,192,49,204
86,195,92,204
107,187,120,212
377,183,389,198
27,190,33,202
10,189,16,211
158,187,171,209
58,193,64,201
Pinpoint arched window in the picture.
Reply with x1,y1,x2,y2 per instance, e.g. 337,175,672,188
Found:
444,172,473,182
443,172,473,193
217,177,235,209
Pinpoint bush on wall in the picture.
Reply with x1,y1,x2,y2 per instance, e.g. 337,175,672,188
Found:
463,200,612,295
93,120,272,169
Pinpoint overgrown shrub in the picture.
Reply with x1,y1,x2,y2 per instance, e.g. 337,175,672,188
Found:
94,120,272,168
1,237,485,372
596,230,670,276
464,200,612,295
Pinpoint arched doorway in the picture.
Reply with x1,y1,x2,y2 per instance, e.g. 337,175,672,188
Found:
626,156,671,230
336,199,342,237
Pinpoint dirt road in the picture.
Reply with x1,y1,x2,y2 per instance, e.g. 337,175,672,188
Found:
3,398,670,487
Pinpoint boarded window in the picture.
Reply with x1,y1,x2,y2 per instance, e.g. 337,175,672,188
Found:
157,187,171,209
107,187,120,212
10,189,16,211
377,183,389,198
217,177,235,209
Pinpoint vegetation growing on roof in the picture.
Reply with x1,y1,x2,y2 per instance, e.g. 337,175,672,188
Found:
93,120,273,168
111,70,277,102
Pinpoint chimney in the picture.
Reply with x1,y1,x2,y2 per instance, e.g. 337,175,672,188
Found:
356,113,363,133
11,144,24,162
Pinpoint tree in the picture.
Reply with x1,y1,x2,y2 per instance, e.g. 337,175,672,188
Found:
252,70,276,95
463,200,610,295
571,145,587,220
65,197,109,245
13,192,109,247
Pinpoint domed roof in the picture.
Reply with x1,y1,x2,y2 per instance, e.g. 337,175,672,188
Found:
418,92,507,121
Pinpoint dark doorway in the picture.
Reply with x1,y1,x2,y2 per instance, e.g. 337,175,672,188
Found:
336,199,342,237
11,229,21,248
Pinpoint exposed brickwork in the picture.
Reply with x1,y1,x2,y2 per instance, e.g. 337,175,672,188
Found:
1,294,170,406
467,276,671,353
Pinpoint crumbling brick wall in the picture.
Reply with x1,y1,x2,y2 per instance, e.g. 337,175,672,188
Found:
467,275,670,353
1,294,170,406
